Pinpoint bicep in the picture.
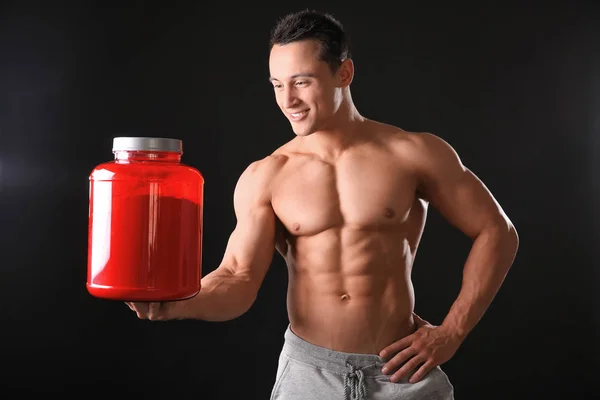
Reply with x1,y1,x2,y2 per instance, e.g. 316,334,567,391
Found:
219,160,278,290
221,202,276,284
416,135,511,239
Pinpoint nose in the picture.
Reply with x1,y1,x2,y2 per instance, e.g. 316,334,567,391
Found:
282,87,299,109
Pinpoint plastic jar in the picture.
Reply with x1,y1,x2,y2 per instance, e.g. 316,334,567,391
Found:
87,137,204,301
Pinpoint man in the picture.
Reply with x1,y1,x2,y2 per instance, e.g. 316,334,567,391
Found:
127,9,519,400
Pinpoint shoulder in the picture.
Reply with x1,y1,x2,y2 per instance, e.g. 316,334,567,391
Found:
233,153,289,205
399,132,468,198
409,132,465,177
383,128,463,170
237,154,288,187
405,131,457,154
236,136,302,188
368,123,466,187
245,153,289,176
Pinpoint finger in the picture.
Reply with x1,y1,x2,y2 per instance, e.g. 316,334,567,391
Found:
133,303,149,319
379,335,413,359
382,346,417,375
148,302,162,320
390,354,425,383
125,302,134,310
408,360,436,384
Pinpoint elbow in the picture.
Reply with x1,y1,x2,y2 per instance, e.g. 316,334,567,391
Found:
496,219,520,266
501,223,519,275
480,218,520,259
508,223,519,253
502,216,519,255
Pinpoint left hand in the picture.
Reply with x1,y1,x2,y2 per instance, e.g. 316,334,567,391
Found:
379,313,464,383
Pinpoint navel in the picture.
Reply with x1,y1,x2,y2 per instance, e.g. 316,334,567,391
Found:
384,208,395,218
340,294,351,301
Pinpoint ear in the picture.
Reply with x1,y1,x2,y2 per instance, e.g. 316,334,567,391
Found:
337,58,354,87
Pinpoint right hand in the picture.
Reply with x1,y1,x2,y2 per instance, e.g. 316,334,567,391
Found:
125,301,174,321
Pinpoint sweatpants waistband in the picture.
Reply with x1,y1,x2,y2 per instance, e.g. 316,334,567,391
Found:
282,325,387,377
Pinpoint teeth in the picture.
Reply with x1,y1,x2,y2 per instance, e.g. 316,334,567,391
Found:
291,111,306,118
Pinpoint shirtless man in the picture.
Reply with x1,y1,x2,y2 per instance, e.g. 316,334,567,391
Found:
127,10,519,400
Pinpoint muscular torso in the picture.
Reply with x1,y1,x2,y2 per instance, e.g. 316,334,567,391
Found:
270,124,429,354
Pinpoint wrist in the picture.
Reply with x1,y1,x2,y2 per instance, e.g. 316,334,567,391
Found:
439,320,469,342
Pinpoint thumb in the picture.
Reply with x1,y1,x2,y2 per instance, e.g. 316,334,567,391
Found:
413,312,433,328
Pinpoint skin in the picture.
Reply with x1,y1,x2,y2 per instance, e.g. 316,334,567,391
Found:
127,39,519,384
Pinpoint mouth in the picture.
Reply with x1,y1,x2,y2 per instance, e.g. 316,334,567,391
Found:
287,109,309,122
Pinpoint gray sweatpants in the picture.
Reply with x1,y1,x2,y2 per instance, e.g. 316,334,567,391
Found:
270,325,455,400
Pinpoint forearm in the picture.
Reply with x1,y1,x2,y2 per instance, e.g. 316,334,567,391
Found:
441,224,519,339
170,266,258,321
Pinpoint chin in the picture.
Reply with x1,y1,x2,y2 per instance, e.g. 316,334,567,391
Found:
292,123,317,137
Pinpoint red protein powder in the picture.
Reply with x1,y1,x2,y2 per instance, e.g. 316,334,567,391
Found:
87,143,203,302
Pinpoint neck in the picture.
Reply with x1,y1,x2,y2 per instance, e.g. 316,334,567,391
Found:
299,93,366,160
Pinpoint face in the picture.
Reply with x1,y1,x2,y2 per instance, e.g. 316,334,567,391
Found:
269,40,351,136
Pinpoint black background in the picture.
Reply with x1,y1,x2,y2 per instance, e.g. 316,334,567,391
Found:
1,1,598,398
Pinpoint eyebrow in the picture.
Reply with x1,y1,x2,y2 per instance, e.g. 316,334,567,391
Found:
268,73,317,82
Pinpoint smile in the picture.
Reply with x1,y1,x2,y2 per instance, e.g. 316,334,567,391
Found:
288,110,309,121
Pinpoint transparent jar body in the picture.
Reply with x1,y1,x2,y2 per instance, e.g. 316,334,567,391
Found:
87,150,204,301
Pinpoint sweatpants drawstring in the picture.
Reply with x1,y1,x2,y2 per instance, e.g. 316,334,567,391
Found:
343,362,378,400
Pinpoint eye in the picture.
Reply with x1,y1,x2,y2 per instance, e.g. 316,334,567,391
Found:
272,83,283,89
295,81,307,86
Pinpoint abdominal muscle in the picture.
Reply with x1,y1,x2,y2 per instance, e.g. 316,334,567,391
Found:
283,228,418,355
